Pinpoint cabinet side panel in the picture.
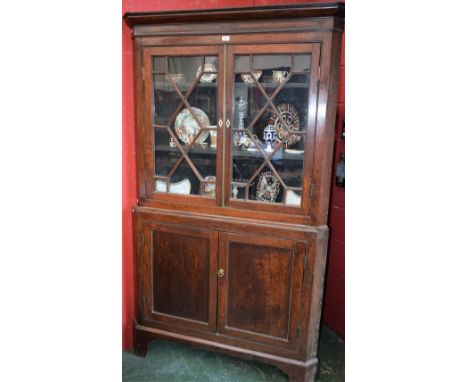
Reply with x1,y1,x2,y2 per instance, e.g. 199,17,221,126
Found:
306,229,329,358
311,31,343,225
152,230,210,323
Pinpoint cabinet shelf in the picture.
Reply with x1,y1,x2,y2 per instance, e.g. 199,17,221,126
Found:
155,145,304,160
235,82,309,89
154,82,218,90
154,82,309,91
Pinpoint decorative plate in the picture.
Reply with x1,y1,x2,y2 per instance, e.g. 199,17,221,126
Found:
155,178,191,194
174,108,210,144
268,103,301,148
201,176,216,197
196,63,217,83
241,71,262,84
256,171,280,203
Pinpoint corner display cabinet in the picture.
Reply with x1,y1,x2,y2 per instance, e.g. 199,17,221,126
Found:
124,3,344,381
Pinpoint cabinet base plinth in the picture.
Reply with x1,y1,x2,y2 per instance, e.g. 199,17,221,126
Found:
280,363,318,382
133,324,318,382
133,325,151,357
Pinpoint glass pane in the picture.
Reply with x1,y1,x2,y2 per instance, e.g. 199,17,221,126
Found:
153,74,181,126
154,128,181,176
294,54,311,72
254,54,292,97
231,53,311,206
153,55,218,197
235,55,249,72
253,55,292,72
169,159,199,196
153,56,166,73
168,56,203,86
233,75,268,130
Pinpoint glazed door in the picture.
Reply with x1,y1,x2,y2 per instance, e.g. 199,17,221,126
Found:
142,46,224,205
139,222,218,332
224,44,321,216
217,232,306,350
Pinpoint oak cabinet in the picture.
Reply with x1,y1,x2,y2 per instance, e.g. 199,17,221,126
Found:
126,3,344,381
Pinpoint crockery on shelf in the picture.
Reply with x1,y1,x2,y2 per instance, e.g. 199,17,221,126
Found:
174,107,210,144
231,178,248,199
201,176,216,197
256,171,280,203
241,70,262,84
285,190,302,206
233,132,258,150
268,103,301,147
169,137,177,147
272,70,289,83
284,148,304,155
231,185,239,199
155,178,191,194
263,124,277,152
166,73,185,83
196,63,217,83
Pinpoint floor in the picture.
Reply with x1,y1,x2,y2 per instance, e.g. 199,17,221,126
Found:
123,325,344,381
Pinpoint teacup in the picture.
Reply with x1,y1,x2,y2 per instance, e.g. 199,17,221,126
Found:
166,73,185,83
272,70,289,83
241,70,262,84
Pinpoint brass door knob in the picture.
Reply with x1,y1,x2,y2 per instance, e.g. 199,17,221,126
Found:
217,268,225,277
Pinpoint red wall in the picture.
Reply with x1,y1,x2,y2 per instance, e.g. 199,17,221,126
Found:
122,0,345,350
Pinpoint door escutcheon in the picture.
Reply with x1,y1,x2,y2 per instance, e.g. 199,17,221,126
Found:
217,268,225,277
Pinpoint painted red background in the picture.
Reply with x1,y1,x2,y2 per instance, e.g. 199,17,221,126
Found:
122,0,345,349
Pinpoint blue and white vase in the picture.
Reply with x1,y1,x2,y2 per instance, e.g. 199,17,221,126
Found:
263,124,276,152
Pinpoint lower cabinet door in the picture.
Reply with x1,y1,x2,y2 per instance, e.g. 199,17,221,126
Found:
218,232,306,350
140,223,218,332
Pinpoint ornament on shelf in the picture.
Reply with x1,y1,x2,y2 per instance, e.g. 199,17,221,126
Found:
263,124,276,152
232,186,239,199
272,70,289,83
256,171,280,203
201,176,216,197
233,96,248,147
238,96,247,130
241,70,262,84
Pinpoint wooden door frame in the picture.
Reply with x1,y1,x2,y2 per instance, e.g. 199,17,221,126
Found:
141,45,225,207
224,43,321,216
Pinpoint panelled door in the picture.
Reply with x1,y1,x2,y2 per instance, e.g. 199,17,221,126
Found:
140,222,218,332
217,232,306,350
